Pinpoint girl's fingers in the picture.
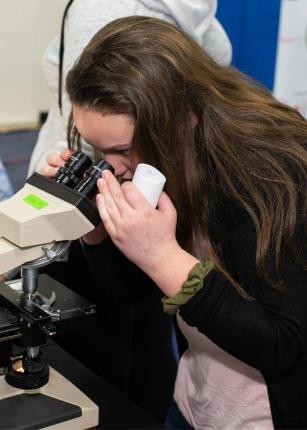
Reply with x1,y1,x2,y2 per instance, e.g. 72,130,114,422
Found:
121,180,152,210
41,150,73,177
60,149,73,160
97,177,122,225
46,152,66,168
100,170,133,215
40,164,59,177
96,193,116,236
157,192,177,218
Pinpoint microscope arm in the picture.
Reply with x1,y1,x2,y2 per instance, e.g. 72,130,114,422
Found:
0,237,55,276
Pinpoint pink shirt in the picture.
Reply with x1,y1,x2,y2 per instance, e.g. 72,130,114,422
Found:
174,315,274,429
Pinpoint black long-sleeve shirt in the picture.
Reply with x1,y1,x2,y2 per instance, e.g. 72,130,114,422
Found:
83,199,307,429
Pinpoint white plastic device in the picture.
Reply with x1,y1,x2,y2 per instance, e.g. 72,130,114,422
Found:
132,163,166,208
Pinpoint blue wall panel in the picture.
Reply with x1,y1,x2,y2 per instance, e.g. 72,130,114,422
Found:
217,0,281,90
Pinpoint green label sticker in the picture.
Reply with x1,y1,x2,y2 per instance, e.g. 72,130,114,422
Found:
23,194,49,210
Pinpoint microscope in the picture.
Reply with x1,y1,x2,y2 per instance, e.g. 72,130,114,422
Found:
0,151,114,429
0,152,166,429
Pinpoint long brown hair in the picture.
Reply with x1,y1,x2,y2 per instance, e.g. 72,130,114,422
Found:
66,16,307,292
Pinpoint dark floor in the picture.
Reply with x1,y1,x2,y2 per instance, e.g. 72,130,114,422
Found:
0,129,39,192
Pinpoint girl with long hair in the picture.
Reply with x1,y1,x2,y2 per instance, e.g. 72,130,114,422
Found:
44,16,307,429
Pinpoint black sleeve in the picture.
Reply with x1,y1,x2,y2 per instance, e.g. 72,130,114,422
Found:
179,221,307,381
81,237,157,306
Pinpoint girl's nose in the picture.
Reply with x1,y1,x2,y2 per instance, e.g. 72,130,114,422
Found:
103,155,126,177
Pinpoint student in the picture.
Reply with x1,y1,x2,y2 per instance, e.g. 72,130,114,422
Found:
44,16,307,429
27,0,231,421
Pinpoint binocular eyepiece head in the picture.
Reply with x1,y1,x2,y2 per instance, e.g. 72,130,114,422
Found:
54,151,92,187
54,151,114,199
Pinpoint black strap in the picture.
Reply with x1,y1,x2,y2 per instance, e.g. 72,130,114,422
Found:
58,0,75,114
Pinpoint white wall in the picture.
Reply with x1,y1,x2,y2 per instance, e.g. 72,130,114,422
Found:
0,0,68,128
273,0,307,119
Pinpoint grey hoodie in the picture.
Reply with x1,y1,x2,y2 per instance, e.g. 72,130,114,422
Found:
28,0,232,174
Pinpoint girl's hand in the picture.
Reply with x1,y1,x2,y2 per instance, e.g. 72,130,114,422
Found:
40,149,73,177
96,170,199,297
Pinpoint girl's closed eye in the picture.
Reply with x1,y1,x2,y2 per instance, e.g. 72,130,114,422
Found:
120,148,131,156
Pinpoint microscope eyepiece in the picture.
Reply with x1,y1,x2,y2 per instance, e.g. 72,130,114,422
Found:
54,151,92,187
75,159,114,199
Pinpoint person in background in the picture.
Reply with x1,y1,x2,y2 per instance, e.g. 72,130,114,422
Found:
26,0,232,422
44,16,307,429
0,157,13,202
27,0,232,174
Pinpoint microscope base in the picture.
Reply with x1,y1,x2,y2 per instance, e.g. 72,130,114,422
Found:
0,367,99,429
